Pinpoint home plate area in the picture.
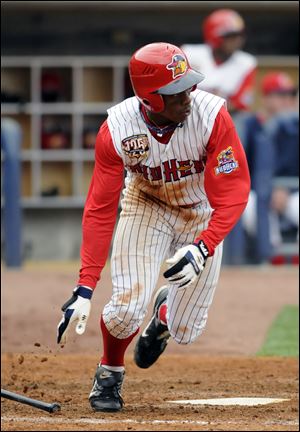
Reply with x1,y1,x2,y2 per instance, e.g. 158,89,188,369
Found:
168,397,290,406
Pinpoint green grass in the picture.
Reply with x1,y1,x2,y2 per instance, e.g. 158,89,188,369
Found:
257,305,299,357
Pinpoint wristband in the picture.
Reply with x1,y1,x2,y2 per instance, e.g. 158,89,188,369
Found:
194,240,209,260
75,285,93,300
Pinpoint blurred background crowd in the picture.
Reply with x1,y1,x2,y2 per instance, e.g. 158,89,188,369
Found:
1,1,299,266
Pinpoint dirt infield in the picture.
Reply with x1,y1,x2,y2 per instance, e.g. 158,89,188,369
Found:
1,264,299,430
1,353,299,431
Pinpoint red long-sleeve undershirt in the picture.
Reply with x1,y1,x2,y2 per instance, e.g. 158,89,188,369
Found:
78,106,250,289
194,106,250,249
78,123,124,289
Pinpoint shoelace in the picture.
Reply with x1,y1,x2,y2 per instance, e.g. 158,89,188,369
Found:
99,386,121,399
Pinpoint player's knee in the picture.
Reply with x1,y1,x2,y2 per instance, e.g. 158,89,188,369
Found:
169,319,207,345
102,288,152,338
104,316,140,339
102,304,145,339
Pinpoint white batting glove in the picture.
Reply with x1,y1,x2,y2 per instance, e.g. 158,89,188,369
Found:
163,240,209,288
57,285,93,345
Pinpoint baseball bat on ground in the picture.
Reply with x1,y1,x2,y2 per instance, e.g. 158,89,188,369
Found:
1,389,61,413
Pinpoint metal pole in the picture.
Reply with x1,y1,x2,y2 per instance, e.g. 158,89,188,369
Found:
1,118,22,267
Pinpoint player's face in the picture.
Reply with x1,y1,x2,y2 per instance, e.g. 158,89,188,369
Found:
220,33,245,56
263,92,297,116
160,89,192,123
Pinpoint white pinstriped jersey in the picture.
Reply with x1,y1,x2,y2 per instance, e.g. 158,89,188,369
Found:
107,89,225,209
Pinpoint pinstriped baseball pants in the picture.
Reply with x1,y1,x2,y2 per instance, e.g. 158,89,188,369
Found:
102,190,223,344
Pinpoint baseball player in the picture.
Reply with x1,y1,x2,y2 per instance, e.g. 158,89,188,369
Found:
181,9,257,113
57,42,250,412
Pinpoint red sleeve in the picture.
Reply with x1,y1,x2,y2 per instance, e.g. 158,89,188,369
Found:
194,106,250,255
78,120,124,289
229,67,256,111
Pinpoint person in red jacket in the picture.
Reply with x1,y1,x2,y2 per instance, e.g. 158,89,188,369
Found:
57,42,250,412
182,9,257,113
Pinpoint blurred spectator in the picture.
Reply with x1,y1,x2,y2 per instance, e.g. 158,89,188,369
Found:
41,115,71,149
241,72,299,263
83,128,98,149
182,9,257,114
41,71,63,102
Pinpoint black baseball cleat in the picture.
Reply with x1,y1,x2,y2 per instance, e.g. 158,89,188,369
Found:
134,286,170,369
89,365,125,412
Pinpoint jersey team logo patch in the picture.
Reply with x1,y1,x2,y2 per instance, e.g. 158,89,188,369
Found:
121,134,149,160
167,54,188,79
214,146,239,175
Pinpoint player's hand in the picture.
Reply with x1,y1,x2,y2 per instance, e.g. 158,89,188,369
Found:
163,240,209,288
57,285,93,345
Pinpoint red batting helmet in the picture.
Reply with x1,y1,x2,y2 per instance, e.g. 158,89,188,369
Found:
203,9,245,49
129,42,205,113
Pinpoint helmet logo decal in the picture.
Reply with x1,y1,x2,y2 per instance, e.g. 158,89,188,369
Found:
166,54,187,79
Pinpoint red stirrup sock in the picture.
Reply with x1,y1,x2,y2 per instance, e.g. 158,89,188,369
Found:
158,303,168,326
100,315,139,367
